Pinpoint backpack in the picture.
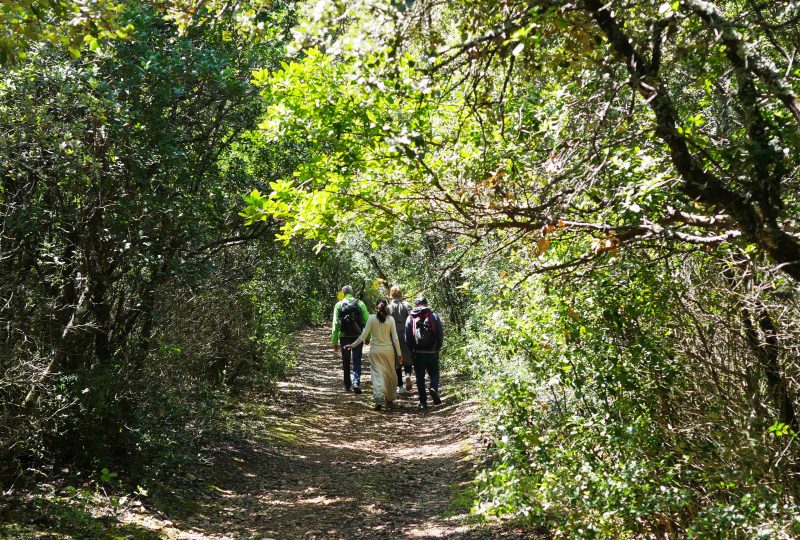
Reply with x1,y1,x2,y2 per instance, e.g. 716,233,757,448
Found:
339,298,364,336
388,300,409,327
413,314,437,349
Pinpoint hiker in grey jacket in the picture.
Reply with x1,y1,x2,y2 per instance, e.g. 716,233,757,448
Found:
388,286,413,395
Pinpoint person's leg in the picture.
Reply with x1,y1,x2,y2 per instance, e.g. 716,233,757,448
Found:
384,354,398,403
370,357,384,408
429,355,441,405
413,353,427,405
400,342,413,391
351,342,363,389
339,337,352,390
395,366,404,393
404,363,413,391
429,355,440,392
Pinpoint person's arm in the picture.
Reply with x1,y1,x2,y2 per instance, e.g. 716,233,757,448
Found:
331,302,341,348
348,316,372,348
358,300,372,344
405,316,413,350
397,303,410,345
389,318,402,357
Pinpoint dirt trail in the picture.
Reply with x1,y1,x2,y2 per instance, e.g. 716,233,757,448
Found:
121,326,530,539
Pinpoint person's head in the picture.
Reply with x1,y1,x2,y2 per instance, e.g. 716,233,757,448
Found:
414,297,428,307
389,286,402,299
341,285,353,296
376,298,389,322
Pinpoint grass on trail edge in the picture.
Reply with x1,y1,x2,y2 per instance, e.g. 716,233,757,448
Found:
0,326,540,539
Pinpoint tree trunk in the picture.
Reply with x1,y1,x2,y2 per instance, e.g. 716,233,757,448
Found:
742,303,798,430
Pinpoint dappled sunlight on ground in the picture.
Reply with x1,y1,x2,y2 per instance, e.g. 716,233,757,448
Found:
115,326,534,539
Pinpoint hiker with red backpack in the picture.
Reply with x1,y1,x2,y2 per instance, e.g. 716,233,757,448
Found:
332,286,370,393
405,297,444,410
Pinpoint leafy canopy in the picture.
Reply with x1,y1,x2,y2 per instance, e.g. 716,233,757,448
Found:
244,0,800,281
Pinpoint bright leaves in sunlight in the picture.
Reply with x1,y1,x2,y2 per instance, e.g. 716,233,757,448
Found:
0,0,130,64
237,1,800,536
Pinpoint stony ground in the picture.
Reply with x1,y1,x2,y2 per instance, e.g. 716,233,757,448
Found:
2,326,537,539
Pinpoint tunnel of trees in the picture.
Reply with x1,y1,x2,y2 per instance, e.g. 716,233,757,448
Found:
2,0,799,537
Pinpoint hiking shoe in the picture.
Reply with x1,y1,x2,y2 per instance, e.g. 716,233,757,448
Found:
353,385,362,394
430,388,442,405
345,386,352,392
397,386,406,395
374,402,382,411
386,400,394,409
404,376,413,391
417,403,428,410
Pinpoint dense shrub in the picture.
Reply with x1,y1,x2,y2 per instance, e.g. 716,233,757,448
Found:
454,250,800,538
0,2,340,485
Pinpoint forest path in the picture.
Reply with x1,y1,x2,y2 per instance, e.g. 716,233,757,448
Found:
126,325,529,539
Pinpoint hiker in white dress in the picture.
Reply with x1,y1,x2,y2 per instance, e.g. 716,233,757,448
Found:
344,298,402,410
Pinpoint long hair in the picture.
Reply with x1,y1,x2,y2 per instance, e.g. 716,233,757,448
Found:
376,298,389,323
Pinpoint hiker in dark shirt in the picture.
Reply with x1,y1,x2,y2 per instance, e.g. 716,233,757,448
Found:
405,297,444,409
387,286,413,395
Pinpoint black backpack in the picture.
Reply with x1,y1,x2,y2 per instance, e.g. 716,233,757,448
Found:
339,299,364,336
413,314,436,349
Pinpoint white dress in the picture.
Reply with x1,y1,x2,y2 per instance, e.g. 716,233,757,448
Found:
351,314,402,403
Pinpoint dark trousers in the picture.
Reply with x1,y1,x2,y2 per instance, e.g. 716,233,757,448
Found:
339,336,363,389
412,352,440,405
395,364,413,387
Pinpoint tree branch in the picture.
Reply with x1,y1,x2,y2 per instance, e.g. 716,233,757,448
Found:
583,0,800,281
685,0,800,123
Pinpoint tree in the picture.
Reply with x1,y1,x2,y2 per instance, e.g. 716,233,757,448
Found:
245,0,800,280
0,0,315,477
241,0,800,534
0,0,129,64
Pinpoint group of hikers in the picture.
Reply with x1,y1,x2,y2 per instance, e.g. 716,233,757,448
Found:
331,286,444,410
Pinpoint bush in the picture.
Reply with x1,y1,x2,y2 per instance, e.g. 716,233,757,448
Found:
460,251,800,538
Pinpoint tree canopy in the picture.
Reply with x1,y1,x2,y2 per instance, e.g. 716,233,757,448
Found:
3,0,800,537
239,0,800,535
245,0,800,280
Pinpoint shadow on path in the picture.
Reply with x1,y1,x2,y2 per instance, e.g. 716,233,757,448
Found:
121,326,534,539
